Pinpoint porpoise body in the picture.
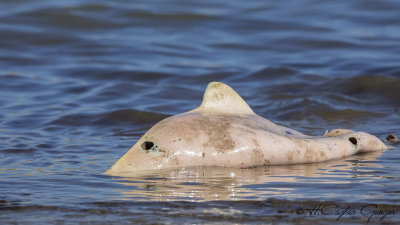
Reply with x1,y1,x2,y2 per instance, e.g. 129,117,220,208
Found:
107,82,387,174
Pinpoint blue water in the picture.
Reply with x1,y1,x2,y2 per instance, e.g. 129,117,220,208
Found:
1,0,400,224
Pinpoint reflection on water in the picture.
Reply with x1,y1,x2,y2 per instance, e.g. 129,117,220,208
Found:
111,151,384,202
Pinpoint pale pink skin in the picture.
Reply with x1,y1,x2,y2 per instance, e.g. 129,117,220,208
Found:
106,109,387,175
107,82,387,175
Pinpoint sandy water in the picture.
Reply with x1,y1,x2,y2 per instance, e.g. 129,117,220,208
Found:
1,0,400,224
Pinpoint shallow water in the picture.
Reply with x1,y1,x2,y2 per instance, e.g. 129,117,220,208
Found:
1,0,400,224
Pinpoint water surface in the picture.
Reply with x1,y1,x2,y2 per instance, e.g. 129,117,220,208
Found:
1,0,400,224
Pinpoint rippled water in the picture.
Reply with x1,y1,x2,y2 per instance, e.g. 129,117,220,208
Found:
1,0,400,224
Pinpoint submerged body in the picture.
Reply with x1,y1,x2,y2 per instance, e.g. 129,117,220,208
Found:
107,82,387,174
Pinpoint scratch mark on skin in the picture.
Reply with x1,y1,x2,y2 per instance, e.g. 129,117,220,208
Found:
198,116,236,153
304,148,313,162
287,151,295,161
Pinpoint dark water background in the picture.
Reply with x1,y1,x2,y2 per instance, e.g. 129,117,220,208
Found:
1,0,400,224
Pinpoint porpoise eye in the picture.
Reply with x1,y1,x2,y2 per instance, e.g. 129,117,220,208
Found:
349,137,357,145
141,141,154,151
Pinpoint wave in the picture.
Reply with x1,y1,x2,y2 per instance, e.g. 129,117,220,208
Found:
48,109,170,127
338,74,400,102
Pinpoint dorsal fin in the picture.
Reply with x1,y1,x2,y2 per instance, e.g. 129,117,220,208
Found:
194,82,254,114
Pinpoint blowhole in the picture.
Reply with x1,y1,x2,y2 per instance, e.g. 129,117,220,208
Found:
349,137,357,145
386,134,397,143
141,141,154,151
